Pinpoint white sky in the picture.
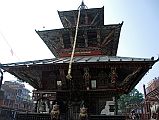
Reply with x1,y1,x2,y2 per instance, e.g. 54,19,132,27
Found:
0,0,159,94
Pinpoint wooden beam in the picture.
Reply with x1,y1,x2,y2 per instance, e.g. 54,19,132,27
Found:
64,16,72,27
101,29,115,47
90,13,99,25
121,67,142,86
59,30,64,48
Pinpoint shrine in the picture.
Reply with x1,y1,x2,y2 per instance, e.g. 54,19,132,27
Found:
0,1,158,120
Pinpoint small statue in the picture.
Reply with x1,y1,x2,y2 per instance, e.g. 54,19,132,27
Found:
39,100,46,113
50,102,60,120
79,105,88,120
111,68,118,84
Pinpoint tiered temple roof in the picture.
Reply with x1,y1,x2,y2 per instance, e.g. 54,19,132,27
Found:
36,6,123,57
0,3,158,118
0,2,158,95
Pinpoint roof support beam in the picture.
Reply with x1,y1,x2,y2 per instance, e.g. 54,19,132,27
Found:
59,31,64,48
101,29,115,47
64,16,72,27
90,13,99,25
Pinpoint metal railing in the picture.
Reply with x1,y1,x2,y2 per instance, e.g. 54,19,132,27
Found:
15,113,127,120
16,112,51,120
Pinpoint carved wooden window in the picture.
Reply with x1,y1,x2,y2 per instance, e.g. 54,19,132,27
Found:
87,31,97,47
71,69,83,90
76,30,85,48
42,71,57,90
79,11,87,25
63,31,71,48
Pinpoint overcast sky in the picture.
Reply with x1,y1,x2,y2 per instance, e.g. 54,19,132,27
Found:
0,0,159,93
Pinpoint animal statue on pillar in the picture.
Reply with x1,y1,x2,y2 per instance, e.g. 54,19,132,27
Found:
38,100,46,113
50,102,60,120
79,105,88,120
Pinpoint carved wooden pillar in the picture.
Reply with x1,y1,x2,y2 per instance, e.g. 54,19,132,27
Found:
83,67,91,90
111,67,118,84
59,69,67,89
114,95,118,115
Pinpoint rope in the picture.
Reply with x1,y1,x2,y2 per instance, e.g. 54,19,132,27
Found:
66,8,81,80
0,31,20,61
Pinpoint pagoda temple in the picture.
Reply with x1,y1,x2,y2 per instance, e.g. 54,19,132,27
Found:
0,2,158,120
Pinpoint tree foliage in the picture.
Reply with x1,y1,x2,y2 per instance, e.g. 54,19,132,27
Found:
118,88,144,112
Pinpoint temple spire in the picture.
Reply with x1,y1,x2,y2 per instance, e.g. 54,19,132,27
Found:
78,1,88,10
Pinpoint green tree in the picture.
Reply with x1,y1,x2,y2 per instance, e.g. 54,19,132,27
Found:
118,88,144,112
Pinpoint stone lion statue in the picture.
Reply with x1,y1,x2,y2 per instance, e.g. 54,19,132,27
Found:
79,105,88,120
50,102,60,120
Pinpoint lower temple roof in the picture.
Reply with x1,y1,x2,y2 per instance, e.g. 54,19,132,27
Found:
0,55,157,67
0,56,158,94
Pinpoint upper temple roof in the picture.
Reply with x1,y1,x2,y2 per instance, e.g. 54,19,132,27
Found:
36,4,123,58
36,23,123,57
58,7,104,28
